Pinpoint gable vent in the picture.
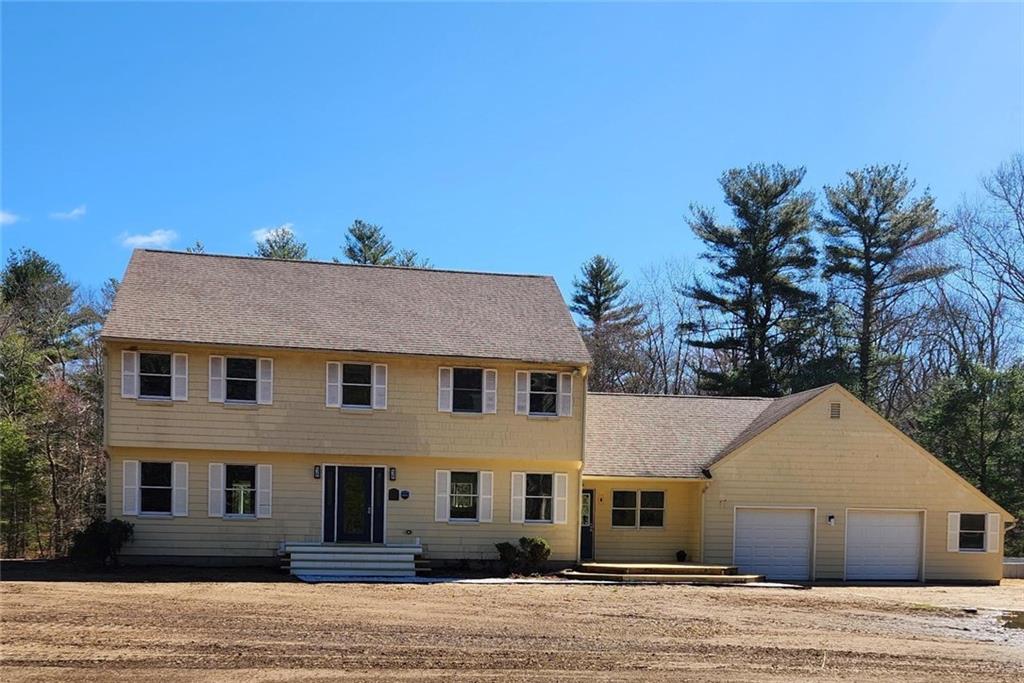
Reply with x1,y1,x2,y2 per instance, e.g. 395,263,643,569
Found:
829,402,841,419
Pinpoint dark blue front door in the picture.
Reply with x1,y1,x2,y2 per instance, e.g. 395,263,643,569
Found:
580,488,594,560
323,466,373,543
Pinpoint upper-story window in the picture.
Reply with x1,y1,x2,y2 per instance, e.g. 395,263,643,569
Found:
139,353,172,399
515,371,573,417
326,362,387,410
342,363,372,408
226,358,258,403
209,355,273,405
438,367,496,414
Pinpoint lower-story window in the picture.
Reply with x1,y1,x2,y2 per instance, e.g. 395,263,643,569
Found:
525,473,553,522
958,513,987,551
612,490,665,528
449,471,479,520
225,465,256,516
140,462,173,514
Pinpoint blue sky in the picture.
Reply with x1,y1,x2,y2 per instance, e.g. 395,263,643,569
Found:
2,2,1022,299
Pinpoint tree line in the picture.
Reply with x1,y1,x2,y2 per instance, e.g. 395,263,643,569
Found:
1,155,1021,557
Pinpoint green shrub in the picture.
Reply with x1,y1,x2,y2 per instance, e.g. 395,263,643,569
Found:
69,518,134,570
494,536,552,575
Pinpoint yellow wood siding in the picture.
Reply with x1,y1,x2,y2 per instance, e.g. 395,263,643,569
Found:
108,447,580,561
584,479,702,563
106,341,584,462
703,386,1007,582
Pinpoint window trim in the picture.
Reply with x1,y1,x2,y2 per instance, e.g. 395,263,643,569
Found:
451,367,485,414
524,472,554,524
448,471,480,523
223,463,258,519
957,512,988,552
611,489,666,529
341,362,373,409
138,461,174,516
528,371,559,417
138,351,173,400
224,356,259,404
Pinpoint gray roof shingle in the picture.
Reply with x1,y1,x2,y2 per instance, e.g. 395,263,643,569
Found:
584,386,832,478
101,250,590,365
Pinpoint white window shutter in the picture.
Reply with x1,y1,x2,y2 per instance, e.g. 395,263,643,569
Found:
483,369,497,414
172,353,188,401
438,367,453,412
208,463,225,517
558,373,573,417
208,356,225,403
479,471,494,522
256,464,273,518
257,358,273,405
986,513,1001,553
510,472,526,523
434,470,450,522
121,351,138,399
171,461,189,516
553,473,568,524
947,512,960,552
122,460,139,516
372,364,388,410
515,371,529,415
325,362,341,407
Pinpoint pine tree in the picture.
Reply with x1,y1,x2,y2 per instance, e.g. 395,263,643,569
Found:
570,255,644,392
253,226,308,260
341,220,429,267
686,163,818,397
820,164,952,404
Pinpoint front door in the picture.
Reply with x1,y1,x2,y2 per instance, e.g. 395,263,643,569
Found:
580,489,594,560
323,466,373,543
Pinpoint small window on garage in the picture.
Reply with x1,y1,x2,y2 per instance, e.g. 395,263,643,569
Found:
958,513,987,551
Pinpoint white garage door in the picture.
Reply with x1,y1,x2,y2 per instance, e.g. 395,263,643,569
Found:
734,508,814,580
846,510,922,581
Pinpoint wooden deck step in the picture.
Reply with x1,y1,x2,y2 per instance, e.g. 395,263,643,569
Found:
561,569,765,584
575,562,739,576
282,543,423,579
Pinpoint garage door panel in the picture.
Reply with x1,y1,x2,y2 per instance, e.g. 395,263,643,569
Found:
846,510,922,581
735,508,813,580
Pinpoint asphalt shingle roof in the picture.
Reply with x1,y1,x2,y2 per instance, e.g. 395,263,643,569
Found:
584,386,832,478
101,250,591,365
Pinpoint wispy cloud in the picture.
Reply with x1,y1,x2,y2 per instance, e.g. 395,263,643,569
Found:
119,229,178,249
0,210,20,226
50,205,87,221
251,223,295,242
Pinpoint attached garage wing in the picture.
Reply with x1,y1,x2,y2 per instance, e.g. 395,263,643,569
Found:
734,507,814,580
845,510,923,581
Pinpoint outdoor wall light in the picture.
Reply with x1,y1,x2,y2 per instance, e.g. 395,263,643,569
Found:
389,467,397,481
313,465,321,480
827,514,835,526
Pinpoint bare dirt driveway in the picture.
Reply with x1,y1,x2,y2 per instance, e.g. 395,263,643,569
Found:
1,566,1022,682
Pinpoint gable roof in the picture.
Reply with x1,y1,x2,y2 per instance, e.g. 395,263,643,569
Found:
583,386,831,478
101,250,590,365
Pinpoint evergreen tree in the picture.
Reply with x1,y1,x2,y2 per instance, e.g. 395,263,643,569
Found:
686,163,818,396
185,241,205,254
340,220,430,267
253,226,308,260
570,255,644,392
820,164,952,404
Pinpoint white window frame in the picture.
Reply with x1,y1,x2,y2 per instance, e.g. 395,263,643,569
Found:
957,512,989,553
138,461,174,516
138,351,173,400
341,362,373,409
527,372,559,416
524,472,554,524
224,356,259,404
611,489,666,529
451,367,485,414
448,471,480,522
223,463,258,518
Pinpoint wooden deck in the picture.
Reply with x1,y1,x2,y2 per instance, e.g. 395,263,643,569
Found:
563,561,765,584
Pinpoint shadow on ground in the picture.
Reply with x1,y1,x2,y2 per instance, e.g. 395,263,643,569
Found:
0,559,294,583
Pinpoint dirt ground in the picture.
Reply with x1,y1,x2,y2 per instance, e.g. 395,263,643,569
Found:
1,565,1022,682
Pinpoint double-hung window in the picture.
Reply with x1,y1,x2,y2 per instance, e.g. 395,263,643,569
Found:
225,358,258,403
528,372,558,416
139,462,173,514
453,368,483,413
449,472,479,520
612,490,665,528
225,465,257,517
958,513,987,551
342,363,372,408
525,473,553,522
139,353,172,399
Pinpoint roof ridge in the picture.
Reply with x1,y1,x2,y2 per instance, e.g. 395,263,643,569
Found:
137,249,553,280
588,391,774,401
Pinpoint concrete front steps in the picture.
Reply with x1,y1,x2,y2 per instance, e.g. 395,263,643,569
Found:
562,562,765,584
283,542,426,579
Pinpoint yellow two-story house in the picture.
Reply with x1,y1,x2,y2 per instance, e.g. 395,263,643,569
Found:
102,249,590,575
